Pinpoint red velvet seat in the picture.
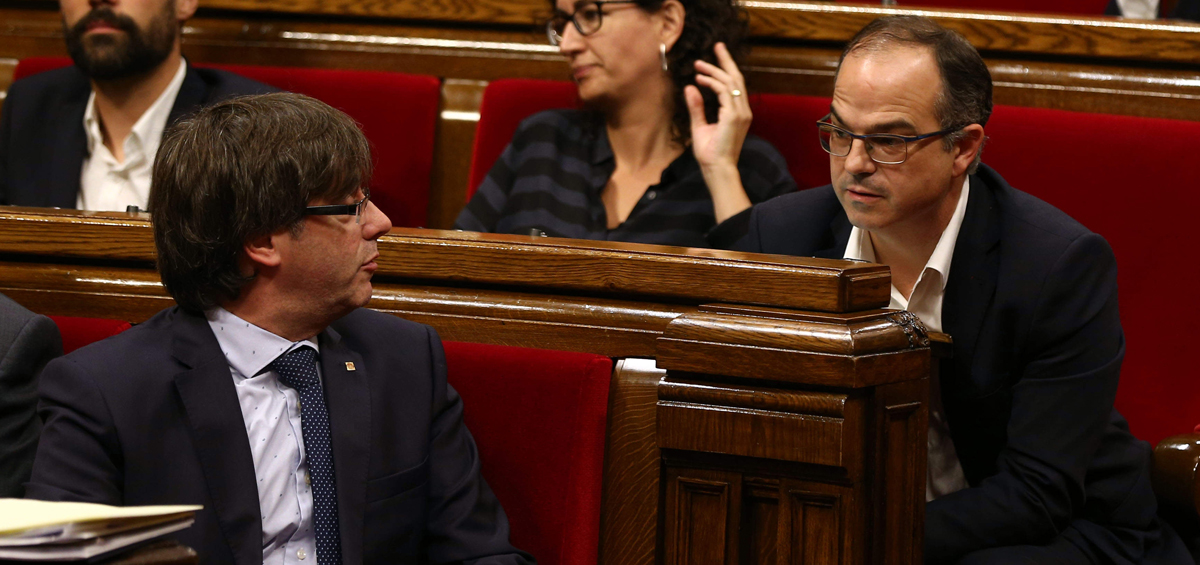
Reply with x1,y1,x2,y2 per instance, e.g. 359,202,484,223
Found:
12,58,441,229
47,315,132,354
982,105,1200,446
443,341,611,565
467,79,579,199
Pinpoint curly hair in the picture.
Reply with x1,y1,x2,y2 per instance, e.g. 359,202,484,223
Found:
552,0,749,143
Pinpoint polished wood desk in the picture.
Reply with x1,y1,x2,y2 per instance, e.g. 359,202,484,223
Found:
0,207,935,564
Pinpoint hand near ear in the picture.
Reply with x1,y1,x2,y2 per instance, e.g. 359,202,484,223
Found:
686,42,752,224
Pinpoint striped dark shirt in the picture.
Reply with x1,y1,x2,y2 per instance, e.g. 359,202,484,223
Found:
454,109,798,249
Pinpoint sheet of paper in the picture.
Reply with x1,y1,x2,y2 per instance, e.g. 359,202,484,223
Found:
0,499,201,537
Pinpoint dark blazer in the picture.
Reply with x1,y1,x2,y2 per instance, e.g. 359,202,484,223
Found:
0,63,275,207
0,292,61,498
738,164,1190,564
27,307,533,565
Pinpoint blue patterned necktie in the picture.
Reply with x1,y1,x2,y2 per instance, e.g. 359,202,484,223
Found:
270,346,343,565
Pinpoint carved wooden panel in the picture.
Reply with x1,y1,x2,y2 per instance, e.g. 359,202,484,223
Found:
664,467,740,565
779,485,844,565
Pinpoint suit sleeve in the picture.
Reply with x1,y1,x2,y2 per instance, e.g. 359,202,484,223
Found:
0,313,61,497
25,355,125,504
422,327,536,565
0,83,13,205
924,233,1125,562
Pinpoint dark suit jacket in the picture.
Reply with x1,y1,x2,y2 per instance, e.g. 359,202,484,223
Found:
27,307,533,565
0,293,61,497
0,63,275,207
738,164,1190,564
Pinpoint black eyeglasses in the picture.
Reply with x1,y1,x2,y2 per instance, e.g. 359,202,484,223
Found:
816,114,961,165
304,187,371,224
546,1,638,46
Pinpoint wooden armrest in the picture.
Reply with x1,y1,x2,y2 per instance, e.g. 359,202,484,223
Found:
1153,431,1200,557
1153,432,1200,516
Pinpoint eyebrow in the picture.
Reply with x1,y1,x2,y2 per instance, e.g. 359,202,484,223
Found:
828,105,919,134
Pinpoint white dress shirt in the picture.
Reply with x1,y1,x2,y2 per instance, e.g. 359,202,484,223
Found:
1117,0,1159,18
206,307,321,564
844,177,971,501
77,59,186,212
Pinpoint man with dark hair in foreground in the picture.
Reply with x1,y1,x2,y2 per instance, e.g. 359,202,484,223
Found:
27,93,533,565
738,16,1191,564
0,0,273,211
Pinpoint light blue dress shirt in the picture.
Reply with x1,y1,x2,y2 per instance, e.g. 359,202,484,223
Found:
206,307,321,564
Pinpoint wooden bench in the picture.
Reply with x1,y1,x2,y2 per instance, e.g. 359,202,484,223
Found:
0,207,933,564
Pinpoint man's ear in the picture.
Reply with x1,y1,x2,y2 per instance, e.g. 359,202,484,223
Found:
176,0,199,23
243,231,284,271
658,0,685,51
952,124,986,176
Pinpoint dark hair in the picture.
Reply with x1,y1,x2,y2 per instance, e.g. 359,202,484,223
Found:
839,15,992,171
150,92,373,313
555,0,748,143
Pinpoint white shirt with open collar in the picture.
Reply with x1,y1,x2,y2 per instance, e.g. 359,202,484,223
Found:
78,59,186,212
843,176,971,502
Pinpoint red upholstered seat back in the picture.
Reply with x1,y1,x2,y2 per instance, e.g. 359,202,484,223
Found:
443,341,611,565
48,315,132,354
467,79,580,199
748,94,836,191
13,58,441,229
982,105,1200,445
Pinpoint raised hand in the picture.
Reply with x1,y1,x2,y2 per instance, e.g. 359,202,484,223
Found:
685,41,752,223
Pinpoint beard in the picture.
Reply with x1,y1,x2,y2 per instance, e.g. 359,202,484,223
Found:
63,5,177,81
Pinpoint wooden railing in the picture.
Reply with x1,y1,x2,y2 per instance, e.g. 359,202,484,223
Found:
0,207,936,564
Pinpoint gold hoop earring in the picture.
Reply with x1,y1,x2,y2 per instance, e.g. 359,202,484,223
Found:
660,43,669,72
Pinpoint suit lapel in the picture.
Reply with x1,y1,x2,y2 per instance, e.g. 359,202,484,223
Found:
169,310,263,565
319,328,369,565
167,62,209,126
941,172,1001,394
813,212,853,260
45,86,88,208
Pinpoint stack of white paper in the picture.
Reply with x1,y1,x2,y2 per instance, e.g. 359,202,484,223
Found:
0,499,200,561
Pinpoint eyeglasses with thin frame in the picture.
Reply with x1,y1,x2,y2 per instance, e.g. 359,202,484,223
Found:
304,187,371,224
546,1,639,46
816,114,961,165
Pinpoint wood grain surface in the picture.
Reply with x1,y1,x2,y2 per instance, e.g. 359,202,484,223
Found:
598,359,664,565
0,209,891,313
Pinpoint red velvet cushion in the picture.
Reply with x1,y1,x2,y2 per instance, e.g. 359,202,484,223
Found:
467,79,580,199
48,315,132,354
983,105,1200,445
836,0,1110,16
749,93,836,191
13,58,441,229
443,341,611,565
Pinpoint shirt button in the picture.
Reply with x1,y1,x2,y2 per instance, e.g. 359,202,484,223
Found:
297,549,307,560
646,191,657,200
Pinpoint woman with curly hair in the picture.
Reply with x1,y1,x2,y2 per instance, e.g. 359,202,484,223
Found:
454,0,797,248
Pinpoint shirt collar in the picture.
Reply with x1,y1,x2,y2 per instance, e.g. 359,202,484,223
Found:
205,307,320,380
844,176,971,292
82,59,188,161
